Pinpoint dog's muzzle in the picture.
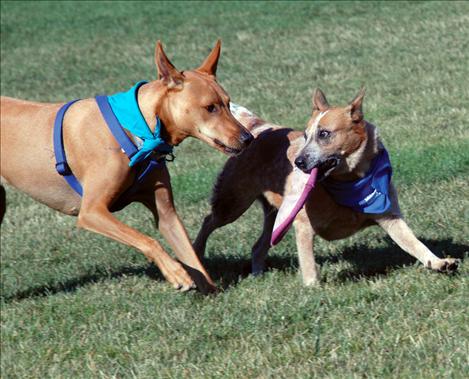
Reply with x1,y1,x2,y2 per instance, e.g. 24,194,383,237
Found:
213,130,253,156
295,154,341,180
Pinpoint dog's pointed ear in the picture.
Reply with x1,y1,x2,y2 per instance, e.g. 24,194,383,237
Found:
196,40,221,76
155,41,184,88
312,88,330,112
348,87,365,122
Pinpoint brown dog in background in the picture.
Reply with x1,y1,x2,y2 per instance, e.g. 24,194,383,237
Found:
194,89,459,285
0,40,253,293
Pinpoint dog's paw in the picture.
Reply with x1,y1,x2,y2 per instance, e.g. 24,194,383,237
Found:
303,275,320,287
428,258,460,274
251,262,266,276
158,259,195,291
197,281,219,295
176,282,197,292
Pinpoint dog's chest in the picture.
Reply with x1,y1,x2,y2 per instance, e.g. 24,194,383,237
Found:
305,186,370,240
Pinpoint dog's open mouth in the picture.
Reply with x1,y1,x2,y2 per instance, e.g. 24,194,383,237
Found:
315,156,341,181
213,138,242,155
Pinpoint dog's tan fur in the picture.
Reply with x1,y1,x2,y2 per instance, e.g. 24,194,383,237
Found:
0,41,253,293
195,90,459,285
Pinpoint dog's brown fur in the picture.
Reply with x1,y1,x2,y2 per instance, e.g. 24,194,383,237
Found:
0,40,253,293
195,90,459,285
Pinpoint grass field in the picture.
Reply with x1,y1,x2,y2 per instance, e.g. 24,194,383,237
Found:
1,1,468,378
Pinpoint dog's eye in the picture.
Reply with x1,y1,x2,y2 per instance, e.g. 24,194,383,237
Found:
303,132,307,141
206,104,217,113
317,129,331,140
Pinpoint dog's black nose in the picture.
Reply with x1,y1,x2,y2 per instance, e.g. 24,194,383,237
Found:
295,156,307,170
240,132,254,145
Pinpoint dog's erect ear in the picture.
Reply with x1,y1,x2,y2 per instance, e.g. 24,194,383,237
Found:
196,40,221,76
312,88,330,112
348,87,366,122
155,41,184,88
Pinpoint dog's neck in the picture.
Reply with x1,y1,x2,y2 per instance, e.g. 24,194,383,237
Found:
330,121,380,181
136,81,188,146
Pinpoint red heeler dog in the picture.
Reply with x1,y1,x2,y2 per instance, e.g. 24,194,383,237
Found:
194,89,459,285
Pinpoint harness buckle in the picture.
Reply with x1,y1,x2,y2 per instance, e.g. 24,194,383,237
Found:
165,153,175,162
55,161,71,176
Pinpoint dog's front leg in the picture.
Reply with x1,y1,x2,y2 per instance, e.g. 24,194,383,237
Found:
376,216,459,273
145,172,217,294
77,190,195,291
294,211,319,286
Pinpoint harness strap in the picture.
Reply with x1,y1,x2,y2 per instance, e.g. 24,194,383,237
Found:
54,96,166,198
95,95,166,197
95,95,138,159
53,99,83,196
136,158,165,183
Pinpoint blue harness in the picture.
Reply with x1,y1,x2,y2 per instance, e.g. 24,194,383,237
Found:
53,82,172,197
322,148,393,214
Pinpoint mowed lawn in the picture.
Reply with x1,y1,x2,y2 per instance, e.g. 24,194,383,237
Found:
1,1,468,378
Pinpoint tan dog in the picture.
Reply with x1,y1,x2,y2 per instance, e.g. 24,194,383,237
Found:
0,40,253,293
195,89,459,285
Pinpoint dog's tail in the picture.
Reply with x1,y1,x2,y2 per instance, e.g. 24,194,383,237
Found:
230,103,279,138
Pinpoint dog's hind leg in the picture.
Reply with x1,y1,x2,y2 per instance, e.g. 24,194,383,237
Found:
251,196,277,275
193,214,219,259
376,216,459,273
0,184,6,225
194,190,258,259
293,210,319,286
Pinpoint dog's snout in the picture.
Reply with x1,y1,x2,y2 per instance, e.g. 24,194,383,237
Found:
240,131,254,146
295,156,307,170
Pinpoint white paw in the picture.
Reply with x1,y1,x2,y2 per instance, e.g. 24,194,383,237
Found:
428,258,460,273
303,275,320,287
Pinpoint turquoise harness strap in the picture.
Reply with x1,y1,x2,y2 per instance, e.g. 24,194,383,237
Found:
107,81,173,167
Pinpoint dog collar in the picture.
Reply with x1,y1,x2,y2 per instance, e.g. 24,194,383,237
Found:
107,81,173,167
322,148,393,214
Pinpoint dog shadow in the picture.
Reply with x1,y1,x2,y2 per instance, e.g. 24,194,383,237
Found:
205,238,468,288
2,238,467,302
335,238,467,282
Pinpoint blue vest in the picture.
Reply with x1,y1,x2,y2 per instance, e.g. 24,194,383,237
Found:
53,82,172,197
322,148,393,214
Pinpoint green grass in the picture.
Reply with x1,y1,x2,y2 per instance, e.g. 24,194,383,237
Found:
1,1,469,378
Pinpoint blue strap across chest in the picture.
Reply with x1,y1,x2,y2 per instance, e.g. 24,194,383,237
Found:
95,95,139,159
322,148,393,214
53,83,170,197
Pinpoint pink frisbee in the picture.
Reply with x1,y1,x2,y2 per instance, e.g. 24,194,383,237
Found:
271,167,318,246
